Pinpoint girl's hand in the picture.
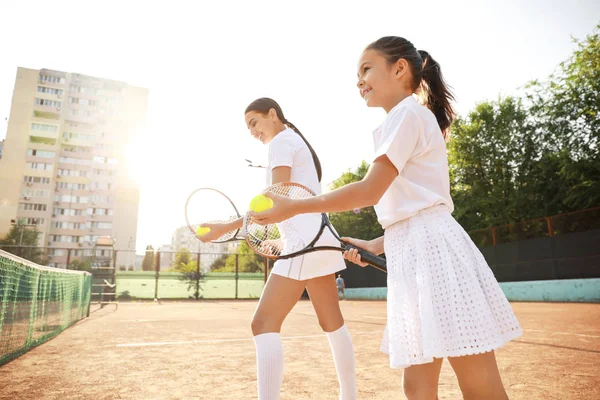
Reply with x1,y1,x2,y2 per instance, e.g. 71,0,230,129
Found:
248,192,298,225
341,237,375,267
196,222,233,243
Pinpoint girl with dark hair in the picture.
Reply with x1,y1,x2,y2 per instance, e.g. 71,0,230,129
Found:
198,98,356,400
250,37,522,399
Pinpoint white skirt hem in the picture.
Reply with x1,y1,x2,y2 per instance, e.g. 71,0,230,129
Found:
381,205,522,369
381,329,522,369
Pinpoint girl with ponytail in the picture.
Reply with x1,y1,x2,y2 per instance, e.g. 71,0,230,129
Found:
198,98,356,400
251,38,522,399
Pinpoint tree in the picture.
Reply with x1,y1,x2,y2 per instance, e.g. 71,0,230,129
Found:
0,223,44,264
525,25,600,211
328,161,384,241
448,96,540,230
210,242,264,273
449,26,600,231
141,245,155,271
69,259,92,272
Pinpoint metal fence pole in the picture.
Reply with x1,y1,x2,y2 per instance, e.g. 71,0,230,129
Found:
235,254,239,299
113,250,118,300
154,251,160,301
196,252,201,300
66,248,72,269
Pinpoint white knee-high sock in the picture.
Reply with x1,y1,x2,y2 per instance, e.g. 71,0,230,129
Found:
326,325,357,400
254,332,284,400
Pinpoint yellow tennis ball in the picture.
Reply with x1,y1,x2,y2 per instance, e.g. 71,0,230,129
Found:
249,194,273,213
196,226,211,236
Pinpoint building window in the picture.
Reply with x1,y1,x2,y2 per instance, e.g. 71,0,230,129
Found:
37,86,63,96
62,132,94,141
19,203,47,211
31,123,58,133
59,157,91,165
57,168,88,177
35,98,62,108
23,176,51,184
21,189,49,198
27,149,55,158
54,195,88,203
26,162,53,171
40,75,65,84
24,217,45,225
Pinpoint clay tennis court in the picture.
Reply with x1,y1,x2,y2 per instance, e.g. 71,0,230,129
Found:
0,300,598,400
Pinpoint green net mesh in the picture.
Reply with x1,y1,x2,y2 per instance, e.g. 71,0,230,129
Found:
0,250,91,366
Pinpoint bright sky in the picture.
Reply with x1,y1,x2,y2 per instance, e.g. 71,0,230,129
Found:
1,0,598,253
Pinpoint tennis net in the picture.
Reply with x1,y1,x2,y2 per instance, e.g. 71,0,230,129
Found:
0,249,91,365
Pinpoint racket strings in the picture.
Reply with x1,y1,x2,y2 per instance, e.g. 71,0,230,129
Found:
186,189,241,243
246,183,314,257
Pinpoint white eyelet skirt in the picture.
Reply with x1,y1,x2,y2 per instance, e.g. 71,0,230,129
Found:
380,205,522,369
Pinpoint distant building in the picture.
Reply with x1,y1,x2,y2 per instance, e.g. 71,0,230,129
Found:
171,226,237,272
0,67,148,269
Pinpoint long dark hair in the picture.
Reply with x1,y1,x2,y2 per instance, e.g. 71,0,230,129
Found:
366,37,456,139
245,98,323,181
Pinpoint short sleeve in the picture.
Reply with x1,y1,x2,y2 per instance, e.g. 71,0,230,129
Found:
373,106,421,173
268,133,296,169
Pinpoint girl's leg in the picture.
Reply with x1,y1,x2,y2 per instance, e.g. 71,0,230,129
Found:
402,358,444,400
252,273,307,400
306,274,356,400
448,351,509,400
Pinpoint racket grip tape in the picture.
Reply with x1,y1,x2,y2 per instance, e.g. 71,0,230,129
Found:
344,243,387,272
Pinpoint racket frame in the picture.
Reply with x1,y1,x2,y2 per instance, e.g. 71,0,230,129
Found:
185,187,244,243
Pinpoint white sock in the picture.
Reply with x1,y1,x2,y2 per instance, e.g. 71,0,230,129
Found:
254,332,284,400
326,325,357,400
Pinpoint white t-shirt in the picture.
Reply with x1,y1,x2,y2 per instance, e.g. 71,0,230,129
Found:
266,128,346,279
266,128,321,194
266,128,323,246
372,96,454,229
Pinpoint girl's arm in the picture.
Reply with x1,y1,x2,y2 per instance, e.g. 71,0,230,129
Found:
251,156,398,223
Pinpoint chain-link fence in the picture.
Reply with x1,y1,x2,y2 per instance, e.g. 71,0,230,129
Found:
469,207,600,247
0,246,270,301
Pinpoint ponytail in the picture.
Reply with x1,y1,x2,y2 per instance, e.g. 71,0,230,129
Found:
417,50,456,139
283,120,323,182
367,37,456,140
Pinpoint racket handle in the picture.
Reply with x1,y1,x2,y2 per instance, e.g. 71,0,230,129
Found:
344,244,387,272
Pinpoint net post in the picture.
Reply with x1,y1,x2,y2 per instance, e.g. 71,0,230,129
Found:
235,254,239,299
66,248,71,269
491,228,497,246
154,251,160,301
546,217,554,237
25,269,41,346
196,252,201,300
86,274,91,317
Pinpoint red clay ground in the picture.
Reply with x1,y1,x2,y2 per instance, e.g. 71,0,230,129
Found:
0,301,598,399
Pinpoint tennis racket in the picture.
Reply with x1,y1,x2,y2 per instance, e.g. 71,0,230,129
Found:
244,182,387,272
184,188,244,242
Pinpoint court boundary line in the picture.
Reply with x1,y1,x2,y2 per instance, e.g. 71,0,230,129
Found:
115,330,385,348
524,329,600,339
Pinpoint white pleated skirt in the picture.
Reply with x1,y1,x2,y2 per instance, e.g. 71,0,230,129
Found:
380,205,522,369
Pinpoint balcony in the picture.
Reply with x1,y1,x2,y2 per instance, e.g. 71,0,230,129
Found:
33,110,60,120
